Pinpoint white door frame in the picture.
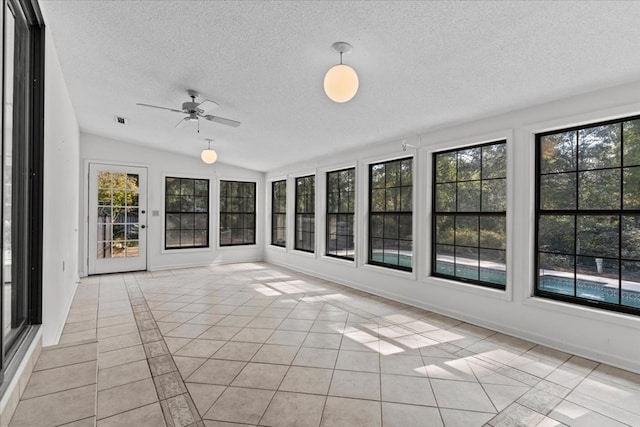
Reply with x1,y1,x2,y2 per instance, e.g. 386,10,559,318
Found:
87,162,148,275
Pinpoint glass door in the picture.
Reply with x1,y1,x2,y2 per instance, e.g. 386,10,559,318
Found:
88,164,147,274
4,0,33,350
1,0,45,375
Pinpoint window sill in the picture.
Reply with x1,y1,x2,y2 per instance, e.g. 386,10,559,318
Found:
361,263,416,280
423,275,511,301
267,244,287,252
321,254,356,267
161,246,211,254
218,244,258,250
291,249,317,258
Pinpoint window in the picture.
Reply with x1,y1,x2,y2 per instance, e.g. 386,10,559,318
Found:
165,177,209,249
295,175,315,252
536,117,640,315
220,180,256,246
271,180,286,247
432,141,507,289
326,168,355,260
369,158,412,271
2,0,45,374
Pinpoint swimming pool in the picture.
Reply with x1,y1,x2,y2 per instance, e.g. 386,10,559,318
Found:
434,261,506,285
436,261,640,308
373,255,640,309
370,253,413,268
539,275,640,308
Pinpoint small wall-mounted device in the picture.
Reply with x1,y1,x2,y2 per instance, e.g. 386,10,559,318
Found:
401,139,418,152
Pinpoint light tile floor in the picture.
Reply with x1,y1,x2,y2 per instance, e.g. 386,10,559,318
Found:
10,262,640,426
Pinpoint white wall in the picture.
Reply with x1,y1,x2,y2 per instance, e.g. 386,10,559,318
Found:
42,29,80,345
264,80,640,374
79,133,264,274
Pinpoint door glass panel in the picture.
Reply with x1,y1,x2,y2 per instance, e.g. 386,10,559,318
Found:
126,241,140,257
96,171,140,259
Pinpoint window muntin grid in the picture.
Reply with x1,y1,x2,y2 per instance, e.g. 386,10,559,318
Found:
535,117,640,315
368,158,413,271
326,168,355,260
432,141,507,289
165,177,210,249
220,181,256,246
295,175,315,252
271,180,286,247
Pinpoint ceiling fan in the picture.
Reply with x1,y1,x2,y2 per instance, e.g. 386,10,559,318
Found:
136,89,241,130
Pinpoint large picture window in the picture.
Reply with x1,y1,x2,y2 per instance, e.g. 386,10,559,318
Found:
165,177,209,249
220,181,256,246
536,117,640,315
271,180,286,247
432,141,507,289
295,175,315,252
326,168,355,260
369,158,412,271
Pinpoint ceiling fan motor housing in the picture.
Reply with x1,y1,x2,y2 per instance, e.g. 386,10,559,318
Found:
182,101,200,113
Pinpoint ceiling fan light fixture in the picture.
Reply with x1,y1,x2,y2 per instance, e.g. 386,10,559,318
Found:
324,42,359,103
201,139,218,164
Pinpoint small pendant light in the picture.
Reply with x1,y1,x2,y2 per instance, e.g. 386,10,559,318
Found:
324,42,359,103
201,139,218,164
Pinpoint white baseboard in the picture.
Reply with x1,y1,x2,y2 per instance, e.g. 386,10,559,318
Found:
266,257,640,374
47,280,80,347
148,256,265,272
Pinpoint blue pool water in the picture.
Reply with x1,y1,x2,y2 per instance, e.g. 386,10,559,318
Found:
436,261,640,308
372,255,640,309
370,253,412,268
435,261,506,285
539,275,640,308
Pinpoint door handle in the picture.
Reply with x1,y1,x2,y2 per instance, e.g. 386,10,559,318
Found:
141,225,146,229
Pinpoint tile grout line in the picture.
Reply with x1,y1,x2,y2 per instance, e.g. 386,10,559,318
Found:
123,274,204,427
254,297,321,426
128,265,640,427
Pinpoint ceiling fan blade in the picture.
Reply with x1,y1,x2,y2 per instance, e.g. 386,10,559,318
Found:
175,117,190,128
136,103,184,114
195,99,219,114
203,114,241,127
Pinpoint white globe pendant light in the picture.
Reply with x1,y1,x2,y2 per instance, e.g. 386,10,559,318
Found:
324,42,359,103
201,139,218,164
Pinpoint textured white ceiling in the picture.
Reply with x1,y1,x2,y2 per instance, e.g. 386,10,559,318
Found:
39,1,640,172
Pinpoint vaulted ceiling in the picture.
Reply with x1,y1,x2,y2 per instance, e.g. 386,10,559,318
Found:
39,1,640,172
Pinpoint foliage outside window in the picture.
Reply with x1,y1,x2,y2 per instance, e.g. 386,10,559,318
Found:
536,117,640,315
271,180,286,247
220,181,256,246
433,141,507,289
326,168,355,260
369,158,413,271
295,175,315,252
165,177,209,249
